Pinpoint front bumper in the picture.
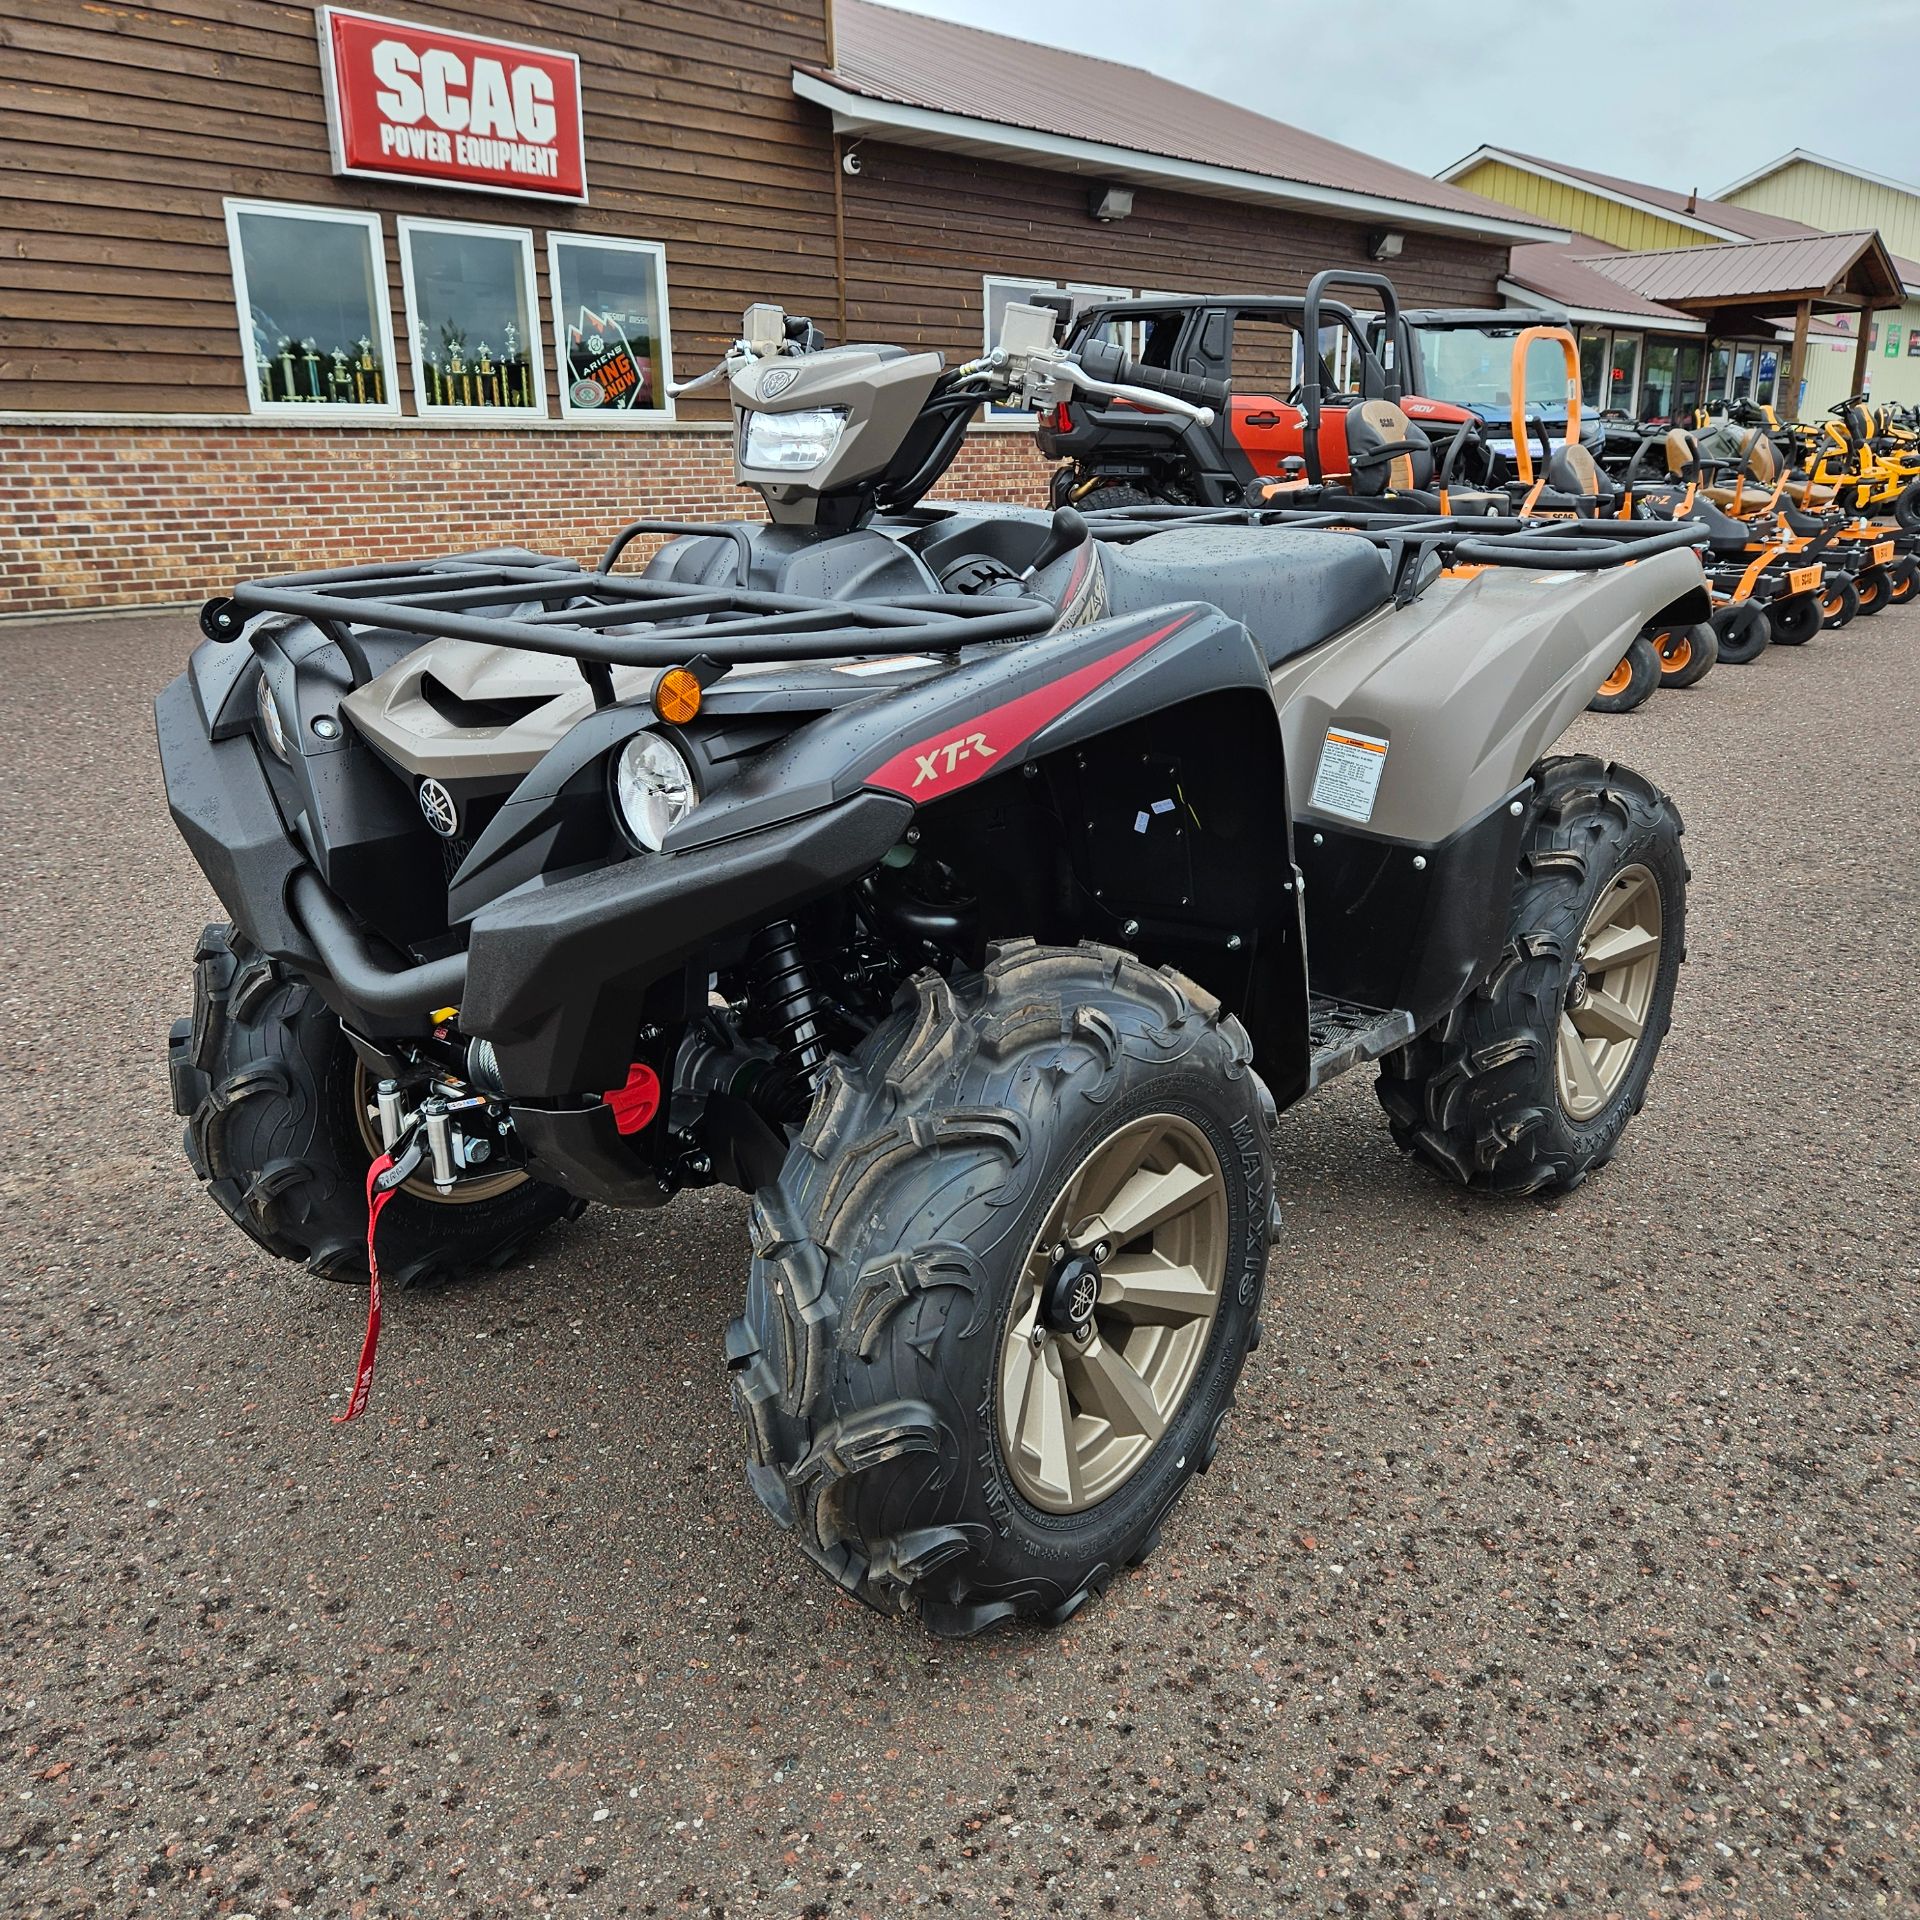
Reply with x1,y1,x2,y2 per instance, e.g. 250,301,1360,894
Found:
157,668,912,1104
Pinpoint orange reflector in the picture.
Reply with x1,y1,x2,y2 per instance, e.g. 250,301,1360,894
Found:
653,666,702,724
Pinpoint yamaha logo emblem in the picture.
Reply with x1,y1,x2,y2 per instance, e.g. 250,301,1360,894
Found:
1067,1271,1099,1331
418,778,459,838
758,367,801,400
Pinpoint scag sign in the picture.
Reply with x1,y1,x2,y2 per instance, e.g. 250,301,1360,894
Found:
319,9,587,202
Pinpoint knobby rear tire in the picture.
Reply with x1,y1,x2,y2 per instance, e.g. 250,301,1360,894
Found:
727,941,1275,1638
1374,756,1686,1196
1073,482,1156,512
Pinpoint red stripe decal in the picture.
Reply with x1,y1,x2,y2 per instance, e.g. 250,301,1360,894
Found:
863,615,1190,801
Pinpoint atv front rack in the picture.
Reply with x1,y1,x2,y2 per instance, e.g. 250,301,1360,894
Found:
1079,504,1710,602
204,538,1056,703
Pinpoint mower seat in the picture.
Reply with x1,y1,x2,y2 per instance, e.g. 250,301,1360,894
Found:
1344,400,1434,495
1095,527,1391,667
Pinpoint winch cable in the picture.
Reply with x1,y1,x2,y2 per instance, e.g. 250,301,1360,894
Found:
333,1131,425,1424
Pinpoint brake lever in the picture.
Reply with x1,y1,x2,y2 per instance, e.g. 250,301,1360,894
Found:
668,341,760,399
1047,359,1215,427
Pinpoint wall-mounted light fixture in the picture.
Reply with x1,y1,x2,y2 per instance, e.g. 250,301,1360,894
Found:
1368,230,1405,261
1089,184,1134,223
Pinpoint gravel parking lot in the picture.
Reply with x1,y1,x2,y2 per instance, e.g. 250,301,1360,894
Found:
3,604,1917,1920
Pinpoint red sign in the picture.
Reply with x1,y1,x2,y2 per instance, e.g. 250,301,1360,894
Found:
319,8,586,202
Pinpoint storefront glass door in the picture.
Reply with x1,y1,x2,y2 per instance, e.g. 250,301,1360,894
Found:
1605,332,1641,416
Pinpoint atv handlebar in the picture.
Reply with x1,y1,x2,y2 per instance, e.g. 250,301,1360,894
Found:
1045,355,1216,427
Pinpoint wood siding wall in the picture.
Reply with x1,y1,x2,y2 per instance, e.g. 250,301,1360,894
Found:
840,143,1511,364
0,0,839,417
1450,160,1707,254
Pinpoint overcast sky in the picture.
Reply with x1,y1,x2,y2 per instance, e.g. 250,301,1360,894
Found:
877,0,1920,191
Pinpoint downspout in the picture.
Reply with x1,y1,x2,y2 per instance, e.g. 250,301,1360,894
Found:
825,0,847,343
831,133,849,345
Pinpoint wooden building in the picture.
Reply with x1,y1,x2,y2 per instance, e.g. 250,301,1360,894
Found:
2,0,1550,613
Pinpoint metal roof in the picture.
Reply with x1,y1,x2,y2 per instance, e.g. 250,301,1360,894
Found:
1503,239,1702,328
1499,151,1814,242
1577,230,1905,307
1446,147,1920,301
797,2,1564,243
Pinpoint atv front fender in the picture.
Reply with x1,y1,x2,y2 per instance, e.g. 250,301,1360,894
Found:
462,790,913,1098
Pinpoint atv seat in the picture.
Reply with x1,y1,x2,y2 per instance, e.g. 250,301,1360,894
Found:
1096,527,1392,668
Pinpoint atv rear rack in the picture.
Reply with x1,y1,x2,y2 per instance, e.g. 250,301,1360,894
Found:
1079,503,1710,601
204,539,1056,703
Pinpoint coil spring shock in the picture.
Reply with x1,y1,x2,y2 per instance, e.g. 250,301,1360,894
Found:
744,920,830,1122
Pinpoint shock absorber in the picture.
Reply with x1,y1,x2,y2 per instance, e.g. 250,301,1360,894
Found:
744,920,830,1122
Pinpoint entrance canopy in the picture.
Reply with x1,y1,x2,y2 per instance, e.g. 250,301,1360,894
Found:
1507,228,1907,415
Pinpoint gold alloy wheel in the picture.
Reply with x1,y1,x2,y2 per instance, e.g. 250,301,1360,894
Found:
997,1114,1229,1514
351,1059,527,1205
1557,863,1663,1122
1656,631,1692,676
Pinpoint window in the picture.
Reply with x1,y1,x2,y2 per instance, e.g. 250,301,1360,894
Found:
1578,331,1608,411
1605,332,1641,415
1706,344,1732,401
1230,315,1298,397
982,277,1130,416
1755,347,1780,407
1672,343,1704,419
1412,327,1572,411
399,219,544,417
547,235,675,421
1730,346,1756,401
225,200,397,417
1639,340,1680,422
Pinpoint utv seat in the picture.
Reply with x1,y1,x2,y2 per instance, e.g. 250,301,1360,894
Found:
1096,527,1392,668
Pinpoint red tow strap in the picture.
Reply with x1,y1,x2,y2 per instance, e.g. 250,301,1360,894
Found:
333,1148,404,1424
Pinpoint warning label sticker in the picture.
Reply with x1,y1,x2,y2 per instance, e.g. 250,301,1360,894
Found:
1309,726,1389,823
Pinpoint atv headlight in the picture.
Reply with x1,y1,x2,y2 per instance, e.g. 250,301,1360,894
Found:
613,731,699,852
742,406,848,471
255,669,289,761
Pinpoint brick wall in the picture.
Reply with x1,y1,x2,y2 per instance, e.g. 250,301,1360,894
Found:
0,422,1056,616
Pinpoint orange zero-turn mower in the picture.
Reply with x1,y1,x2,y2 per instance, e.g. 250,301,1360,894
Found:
1248,319,1698,711
1491,328,1713,706
1700,405,1918,618
1613,426,1831,663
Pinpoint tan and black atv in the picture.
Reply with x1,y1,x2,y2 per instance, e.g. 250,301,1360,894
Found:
159,300,1709,1637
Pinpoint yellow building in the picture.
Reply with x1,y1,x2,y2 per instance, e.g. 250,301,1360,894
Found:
1718,151,1920,413
1438,147,1912,422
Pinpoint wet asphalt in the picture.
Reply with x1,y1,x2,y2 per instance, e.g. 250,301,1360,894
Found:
2,604,1917,1920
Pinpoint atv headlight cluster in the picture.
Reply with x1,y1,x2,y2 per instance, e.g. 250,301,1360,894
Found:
742,406,848,471
613,731,700,851
255,669,290,761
